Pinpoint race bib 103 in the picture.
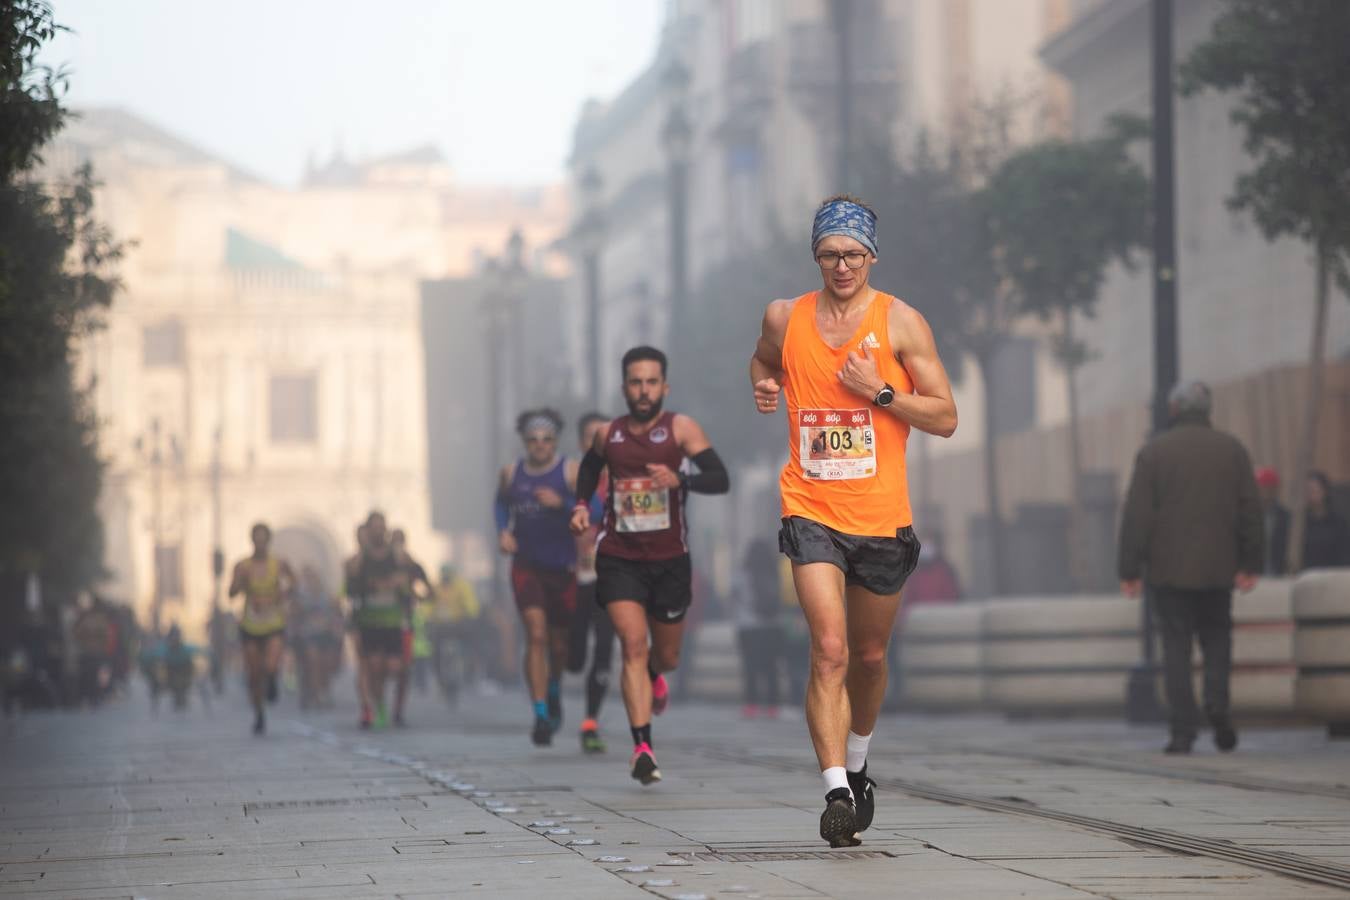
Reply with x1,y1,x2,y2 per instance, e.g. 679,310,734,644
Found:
798,408,876,480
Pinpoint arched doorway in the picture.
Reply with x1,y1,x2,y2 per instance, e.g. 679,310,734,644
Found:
271,524,341,596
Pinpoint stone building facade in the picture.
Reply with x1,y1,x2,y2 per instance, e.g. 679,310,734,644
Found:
47,108,568,632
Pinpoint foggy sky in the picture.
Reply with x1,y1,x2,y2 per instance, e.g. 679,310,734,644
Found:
43,0,662,186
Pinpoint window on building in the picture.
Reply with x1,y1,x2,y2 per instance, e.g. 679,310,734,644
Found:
143,319,184,368
269,373,318,444
155,543,183,600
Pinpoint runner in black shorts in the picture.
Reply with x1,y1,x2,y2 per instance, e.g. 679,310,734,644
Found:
567,412,618,754
349,512,411,730
570,346,729,785
750,194,958,846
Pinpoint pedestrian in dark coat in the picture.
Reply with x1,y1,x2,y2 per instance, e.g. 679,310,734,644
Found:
1117,381,1263,755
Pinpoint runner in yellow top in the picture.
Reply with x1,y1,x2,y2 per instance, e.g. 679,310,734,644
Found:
228,522,296,735
750,194,958,846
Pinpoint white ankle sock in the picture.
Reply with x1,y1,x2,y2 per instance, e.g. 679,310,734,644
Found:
846,730,872,772
822,766,852,800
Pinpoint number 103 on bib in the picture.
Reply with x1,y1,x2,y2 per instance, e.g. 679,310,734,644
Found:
797,409,876,480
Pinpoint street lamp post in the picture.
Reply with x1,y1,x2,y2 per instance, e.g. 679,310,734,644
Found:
210,426,223,618
484,231,528,626
662,58,693,322
503,229,527,417
1126,0,1176,724
576,167,606,406
151,421,164,634
483,258,507,618
134,417,180,634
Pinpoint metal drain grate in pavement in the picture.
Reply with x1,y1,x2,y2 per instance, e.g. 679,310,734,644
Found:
679,850,896,862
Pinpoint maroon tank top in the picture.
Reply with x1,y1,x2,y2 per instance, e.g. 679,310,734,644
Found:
597,411,688,561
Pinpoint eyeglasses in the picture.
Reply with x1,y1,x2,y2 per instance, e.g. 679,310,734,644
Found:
815,250,869,270
525,435,556,444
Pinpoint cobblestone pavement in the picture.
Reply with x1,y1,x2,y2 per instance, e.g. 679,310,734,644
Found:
3,679,1349,898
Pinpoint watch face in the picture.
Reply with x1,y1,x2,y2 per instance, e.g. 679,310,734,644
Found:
876,387,895,406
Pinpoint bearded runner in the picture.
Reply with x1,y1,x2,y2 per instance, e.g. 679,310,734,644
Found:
570,346,729,785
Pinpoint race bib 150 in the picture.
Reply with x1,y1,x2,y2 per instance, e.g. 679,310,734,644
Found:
798,409,876,480
614,478,671,532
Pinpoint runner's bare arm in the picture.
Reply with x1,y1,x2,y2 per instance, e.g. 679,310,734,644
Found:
563,458,581,494
228,561,246,597
885,302,957,437
750,299,793,414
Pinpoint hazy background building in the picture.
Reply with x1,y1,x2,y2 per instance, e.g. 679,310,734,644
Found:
561,0,1349,598
563,0,1077,595
45,108,569,634
15,0,1350,634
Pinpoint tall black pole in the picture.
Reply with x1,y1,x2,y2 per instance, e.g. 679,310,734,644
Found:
667,157,689,318
1151,0,1178,431
485,271,506,630
150,418,164,635
586,251,602,406
1127,0,1176,724
210,426,222,618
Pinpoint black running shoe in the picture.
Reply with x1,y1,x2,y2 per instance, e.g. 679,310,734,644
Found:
820,787,862,848
531,716,553,747
630,742,661,785
847,764,877,831
252,713,266,736
1163,735,1194,755
1213,722,1238,752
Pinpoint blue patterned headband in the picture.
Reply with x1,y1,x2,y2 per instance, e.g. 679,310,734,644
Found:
521,415,558,437
811,199,878,257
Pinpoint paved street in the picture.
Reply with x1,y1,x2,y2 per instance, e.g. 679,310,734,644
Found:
3,680,1350,899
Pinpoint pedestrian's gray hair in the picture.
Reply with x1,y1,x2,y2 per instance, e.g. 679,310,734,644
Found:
1168,380,1212,417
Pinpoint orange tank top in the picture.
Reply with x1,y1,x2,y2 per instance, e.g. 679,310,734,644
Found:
779,291,914,537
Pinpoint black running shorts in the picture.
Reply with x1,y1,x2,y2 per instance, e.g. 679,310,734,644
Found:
358,626,404,658
596,553,692,624
778,516,921,596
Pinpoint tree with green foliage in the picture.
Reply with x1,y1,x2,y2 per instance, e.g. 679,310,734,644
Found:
851,108,1024,594
1180,0,1350,572
981,115,1150,586
1,1,121,612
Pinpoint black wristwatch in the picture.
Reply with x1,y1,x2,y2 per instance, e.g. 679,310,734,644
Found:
873,382,896,408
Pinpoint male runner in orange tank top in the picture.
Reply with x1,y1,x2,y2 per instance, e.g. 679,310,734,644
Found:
750,194,958,847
